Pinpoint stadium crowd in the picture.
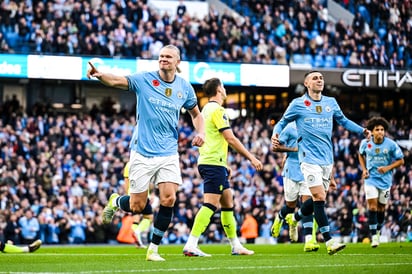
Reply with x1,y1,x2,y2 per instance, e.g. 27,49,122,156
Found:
0,94,411,246
0,0,412,69
0,0,411,246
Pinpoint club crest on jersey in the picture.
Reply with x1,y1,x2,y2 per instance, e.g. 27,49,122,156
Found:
325,106,331,112
165,88,172,97
177,91,183,99
316,106,322,113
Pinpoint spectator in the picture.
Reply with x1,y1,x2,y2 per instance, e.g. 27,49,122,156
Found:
18,209,40,245
240,211,258,244
4,213,21,244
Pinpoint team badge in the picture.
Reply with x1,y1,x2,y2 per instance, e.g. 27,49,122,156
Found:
325,106,331,112
316,106,322,113
307,175,315,183
130,180,137,189
177,91,183,99
165,88,172,97
375,148,380,154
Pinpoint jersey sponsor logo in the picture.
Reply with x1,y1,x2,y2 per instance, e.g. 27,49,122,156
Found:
148,97,180,112
165,88,172,97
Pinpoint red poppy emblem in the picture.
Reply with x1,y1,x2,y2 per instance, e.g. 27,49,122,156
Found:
304,100,311,106
367,143,372,149
153,80,160,87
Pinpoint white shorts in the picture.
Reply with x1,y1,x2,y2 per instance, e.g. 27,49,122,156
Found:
128,150,182,194
283,177,311,202
300,162,333,191
364,184,390,204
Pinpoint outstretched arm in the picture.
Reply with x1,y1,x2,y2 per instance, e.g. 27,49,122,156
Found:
87,62,129,90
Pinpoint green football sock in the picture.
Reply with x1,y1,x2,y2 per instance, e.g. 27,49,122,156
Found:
221,209,237,239
3,243,26,253
136,218,151,232
312,217,318,242
191,205,215,237
221,208,242,248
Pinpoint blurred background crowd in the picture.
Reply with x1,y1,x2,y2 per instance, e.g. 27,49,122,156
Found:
1,0,412,69
0,94,411,246
0,0,411,246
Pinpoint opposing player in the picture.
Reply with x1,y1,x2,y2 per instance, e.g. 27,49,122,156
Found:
358,117,404,248
0,240,42,253
271,121,320,252
182,78,263,257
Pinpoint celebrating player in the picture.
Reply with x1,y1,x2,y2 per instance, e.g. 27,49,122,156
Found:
358,116,404,248
271,121,320,252
88,44,205,261
272,70,370,255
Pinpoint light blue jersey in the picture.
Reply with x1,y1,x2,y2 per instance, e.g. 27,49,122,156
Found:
273,93,364,165
359,137,404,189
127,71,197,157
279,122,304,182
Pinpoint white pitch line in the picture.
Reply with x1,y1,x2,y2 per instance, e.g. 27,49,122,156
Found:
2,262,412,274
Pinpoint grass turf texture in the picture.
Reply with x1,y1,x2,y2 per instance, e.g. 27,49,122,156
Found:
1,242,411,274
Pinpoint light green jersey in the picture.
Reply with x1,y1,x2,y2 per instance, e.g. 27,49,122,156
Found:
198,101,230,167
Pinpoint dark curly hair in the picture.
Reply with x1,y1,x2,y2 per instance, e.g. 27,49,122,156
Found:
366,117,390,131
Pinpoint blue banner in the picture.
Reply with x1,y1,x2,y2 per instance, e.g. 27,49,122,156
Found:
0,54,27,78
0,53,290,87
85,57,137,79
189,62,241,85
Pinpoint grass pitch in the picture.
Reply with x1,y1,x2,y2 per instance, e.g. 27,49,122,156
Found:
1,242,411,274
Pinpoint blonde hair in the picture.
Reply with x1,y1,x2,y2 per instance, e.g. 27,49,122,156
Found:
163,45,182,73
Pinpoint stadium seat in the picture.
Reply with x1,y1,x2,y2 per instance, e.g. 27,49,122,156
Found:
324,55,336,68
313,54,324,67
5,32,18,48
336,55,346,67
292,54,304,64
303,54,313,65
378,28,387,39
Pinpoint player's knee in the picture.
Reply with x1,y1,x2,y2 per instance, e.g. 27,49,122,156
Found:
160,194,176,207
130,200,145,213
